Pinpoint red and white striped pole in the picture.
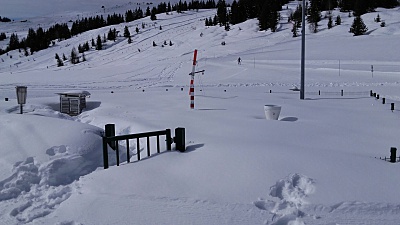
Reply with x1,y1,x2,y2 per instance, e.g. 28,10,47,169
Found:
190,49,197,109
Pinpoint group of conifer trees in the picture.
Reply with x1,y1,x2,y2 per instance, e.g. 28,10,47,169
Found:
206,0,291,31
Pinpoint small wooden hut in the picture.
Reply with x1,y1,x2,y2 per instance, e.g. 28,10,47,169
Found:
57,91,90,116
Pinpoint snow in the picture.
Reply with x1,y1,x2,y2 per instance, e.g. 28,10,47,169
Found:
1,1,400,224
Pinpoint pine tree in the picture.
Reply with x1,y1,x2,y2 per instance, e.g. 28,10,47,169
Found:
128,36,132,44
62,53,67,61
82,52,86,62
350,15,368,36
328,16,333,29
124,26,131,38
57,57,64,67
150,7,157,20
96,35,102,50
335,15,341,25
70,47,79,64
216,0,227,27
307,0,322,33
376,14,381,22
55,53,60,60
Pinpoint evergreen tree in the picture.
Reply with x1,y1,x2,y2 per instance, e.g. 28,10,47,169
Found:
96,35,102,50
55,53,60,60
136,27,140,34
375,14,381,22
70,47,79,64
307,0,321,33
91,38,95,47
82,52,86,62
62,53,67,61
84,42,90,51
8,33,20,51
328,16,333,29
335,15,341,25
128,36,132,44
350,15,368,36
124,26,131,38
146,7,151,17
151,7,157,20
0,32,7,41
216,0,227,26
57,57,64,67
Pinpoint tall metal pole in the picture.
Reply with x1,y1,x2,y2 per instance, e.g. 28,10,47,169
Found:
300,0,306,100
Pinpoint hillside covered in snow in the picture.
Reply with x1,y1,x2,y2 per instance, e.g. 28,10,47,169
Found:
1,1,400,224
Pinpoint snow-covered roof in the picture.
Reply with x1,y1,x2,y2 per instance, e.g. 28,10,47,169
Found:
56,90,91,97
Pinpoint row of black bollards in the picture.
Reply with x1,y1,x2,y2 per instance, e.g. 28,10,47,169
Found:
371,90,395,111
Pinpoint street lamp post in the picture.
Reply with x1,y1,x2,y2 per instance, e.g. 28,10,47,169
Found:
16,86,27,114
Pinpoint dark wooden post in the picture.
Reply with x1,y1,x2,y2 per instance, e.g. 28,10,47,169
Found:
137,138,141,161
370,90,373,97
126,139,130,163
175,127,186,152
318,90,320,95
166,129,172,150
341,90,343,96
115,141,119,166
105,124,116,150
391,103,394,111
390,147,397,163
147,136,151,157
102,137,109,169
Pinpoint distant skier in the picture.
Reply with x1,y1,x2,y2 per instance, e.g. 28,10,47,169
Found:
238,57,241,65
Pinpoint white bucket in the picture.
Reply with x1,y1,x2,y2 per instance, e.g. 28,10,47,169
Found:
264,105,281,120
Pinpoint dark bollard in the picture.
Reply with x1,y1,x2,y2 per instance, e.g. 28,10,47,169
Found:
269,90,272,93
318,90,321,95
341,90,343,96
166,89,168,91
370,90,373,97
382,98,385,104
376,94,379,99
5,98,8,101
391,103,394,111
174,127,186,152
390,147,397,163
224,90,226,92
373,93,376,97
181,88,184,91
142,89,145,92
105,124,116,150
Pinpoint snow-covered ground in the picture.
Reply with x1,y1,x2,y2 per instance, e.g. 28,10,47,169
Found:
1,1,400,224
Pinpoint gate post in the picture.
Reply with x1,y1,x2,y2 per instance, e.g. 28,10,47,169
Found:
175,127,186,152
390,147,397,163
166,129,172,150
105,124,116,150
102,137,109,169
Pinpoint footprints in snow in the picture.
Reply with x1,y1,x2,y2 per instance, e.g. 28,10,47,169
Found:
255,173,316,225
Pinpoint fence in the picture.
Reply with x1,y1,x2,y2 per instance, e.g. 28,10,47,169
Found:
102,125,185,169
